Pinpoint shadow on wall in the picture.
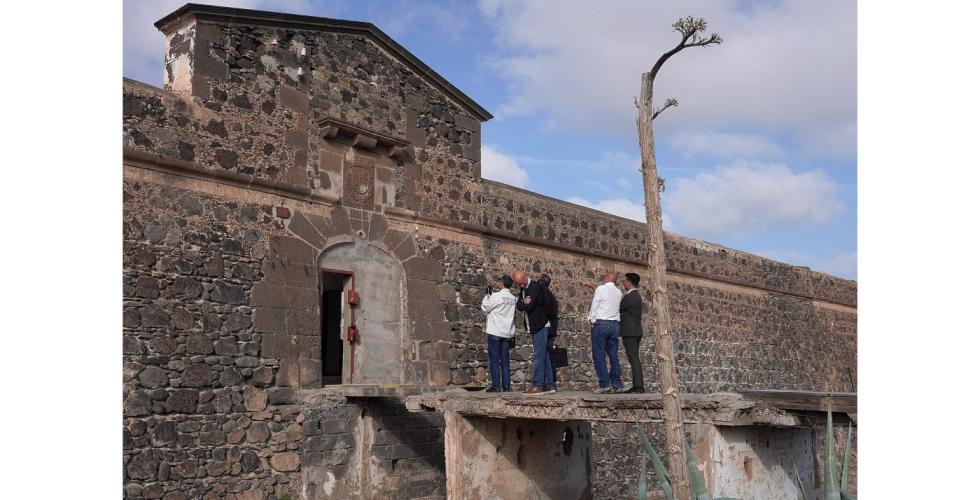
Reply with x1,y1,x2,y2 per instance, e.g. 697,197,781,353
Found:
448,414,592,499
709,426,819,500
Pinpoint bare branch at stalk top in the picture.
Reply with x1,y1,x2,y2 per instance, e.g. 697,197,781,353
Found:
672,16,723,47
646,16,723,84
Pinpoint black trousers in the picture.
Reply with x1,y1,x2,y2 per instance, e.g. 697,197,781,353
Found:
622,336,644,388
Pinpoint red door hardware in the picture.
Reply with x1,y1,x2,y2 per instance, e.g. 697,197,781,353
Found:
346,324,360,342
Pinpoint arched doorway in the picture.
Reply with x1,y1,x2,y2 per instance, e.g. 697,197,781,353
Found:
318,237,405,385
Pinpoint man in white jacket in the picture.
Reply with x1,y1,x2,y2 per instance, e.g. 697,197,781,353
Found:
481,274,517,392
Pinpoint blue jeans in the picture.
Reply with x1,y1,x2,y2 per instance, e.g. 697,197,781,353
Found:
531,327,555,389
487,334,511,390
591,320,623,389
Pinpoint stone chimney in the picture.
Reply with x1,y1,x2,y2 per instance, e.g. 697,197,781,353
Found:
155,8,229,98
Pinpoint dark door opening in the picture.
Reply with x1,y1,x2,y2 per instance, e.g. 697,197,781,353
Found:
321,271,348,385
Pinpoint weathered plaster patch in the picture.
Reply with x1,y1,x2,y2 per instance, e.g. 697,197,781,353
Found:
320,470,335,496
163,22,195,95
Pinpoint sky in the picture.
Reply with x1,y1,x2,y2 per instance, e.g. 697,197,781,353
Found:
124,0,857,279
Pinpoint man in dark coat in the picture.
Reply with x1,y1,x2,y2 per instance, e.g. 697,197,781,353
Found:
512,270,555,395
620,272,645,393
537,274,560,389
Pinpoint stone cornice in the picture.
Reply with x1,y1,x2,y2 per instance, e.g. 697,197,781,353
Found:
123,148,339,205
319,117,409,158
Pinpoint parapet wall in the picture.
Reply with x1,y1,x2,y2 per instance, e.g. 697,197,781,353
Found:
481,180,856,306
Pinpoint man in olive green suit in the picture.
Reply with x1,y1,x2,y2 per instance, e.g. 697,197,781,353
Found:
619,273,645,393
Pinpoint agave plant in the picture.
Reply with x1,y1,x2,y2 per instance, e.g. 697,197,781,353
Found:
635,424,737,500
796,410,855,500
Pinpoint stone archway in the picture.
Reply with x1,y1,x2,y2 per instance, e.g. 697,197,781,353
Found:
318,237,405,385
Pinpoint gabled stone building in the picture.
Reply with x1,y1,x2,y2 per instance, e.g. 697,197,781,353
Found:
123,4,857,499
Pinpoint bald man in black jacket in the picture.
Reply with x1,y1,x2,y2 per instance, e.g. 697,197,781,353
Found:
512,270,556,395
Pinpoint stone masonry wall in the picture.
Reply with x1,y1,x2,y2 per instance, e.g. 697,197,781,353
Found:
425,224,856,394
299,392,446,500
360,398,447,499
123,178,307,499
124,98,854,500
125,7,856,499
130,18,483,226
415,191,856,498
591,421,857,498
122,172,453,498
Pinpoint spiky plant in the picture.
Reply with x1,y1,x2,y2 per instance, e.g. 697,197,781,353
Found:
635,424,737,500
795,410,856,500
840,421,854,500
638,452,648,500
638,422,674,500
795,467,807,500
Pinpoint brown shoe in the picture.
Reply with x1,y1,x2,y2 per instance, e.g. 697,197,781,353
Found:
524,386,547,395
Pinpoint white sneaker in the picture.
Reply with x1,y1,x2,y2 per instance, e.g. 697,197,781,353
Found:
592,387,612,394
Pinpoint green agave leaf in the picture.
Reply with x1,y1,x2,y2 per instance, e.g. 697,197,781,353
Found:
795,466,808,500
533,479,547,500
840,492,856,500
840,421,853,494
636,424,674,500
638,454,648,500
684,441,711,500
825,410,840,500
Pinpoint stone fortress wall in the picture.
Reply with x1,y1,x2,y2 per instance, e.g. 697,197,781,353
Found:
122,5,856,499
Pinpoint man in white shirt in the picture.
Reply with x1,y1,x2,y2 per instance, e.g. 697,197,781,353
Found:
481,274,517,392
584,271,625,393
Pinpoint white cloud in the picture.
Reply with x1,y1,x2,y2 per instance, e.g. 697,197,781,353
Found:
813,251,857,279
800,121,857,163
373,1,470,41
479,0,855,158
566,197,646,222
663,161,842,239
512,150,638,173
669,131,783,159
615,177,634,190
481,145,530,188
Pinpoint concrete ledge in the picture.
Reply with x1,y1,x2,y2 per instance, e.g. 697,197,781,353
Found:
323,384,475,398
409,390,856,427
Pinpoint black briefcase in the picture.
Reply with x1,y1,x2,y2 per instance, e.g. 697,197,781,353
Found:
550,346,569,368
